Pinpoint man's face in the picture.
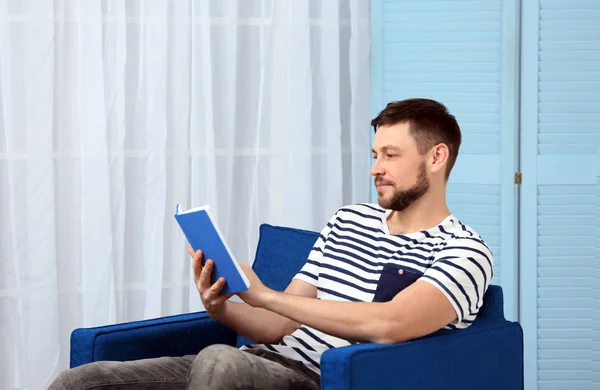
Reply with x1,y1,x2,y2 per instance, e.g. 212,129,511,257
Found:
370,122,430,211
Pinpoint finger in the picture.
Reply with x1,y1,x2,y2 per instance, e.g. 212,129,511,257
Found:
192,250,203,279
209,277,226,295
189,247,203,262
199,259,213,288
214,293,233,305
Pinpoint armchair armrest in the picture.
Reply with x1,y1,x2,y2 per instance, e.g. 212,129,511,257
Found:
70,311,238,368
320,319,523,390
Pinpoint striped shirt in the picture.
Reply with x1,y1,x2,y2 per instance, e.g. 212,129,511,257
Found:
242,203,494,375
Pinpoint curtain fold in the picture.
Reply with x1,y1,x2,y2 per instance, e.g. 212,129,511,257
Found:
78,0,115,327
0,1,370,388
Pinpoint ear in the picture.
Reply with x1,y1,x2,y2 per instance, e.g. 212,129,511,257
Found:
429,143,449,175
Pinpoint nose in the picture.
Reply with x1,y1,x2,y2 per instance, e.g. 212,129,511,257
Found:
370,158,384,177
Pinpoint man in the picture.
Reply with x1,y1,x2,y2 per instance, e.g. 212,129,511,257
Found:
50,98,493,389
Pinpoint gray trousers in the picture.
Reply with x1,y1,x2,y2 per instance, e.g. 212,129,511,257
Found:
49,344,320,390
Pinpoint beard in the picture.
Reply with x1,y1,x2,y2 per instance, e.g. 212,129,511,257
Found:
376,162,430,212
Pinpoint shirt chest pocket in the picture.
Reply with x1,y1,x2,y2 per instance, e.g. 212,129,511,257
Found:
372,264,422,303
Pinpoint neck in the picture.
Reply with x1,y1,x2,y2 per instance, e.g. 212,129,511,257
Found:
385,189,450,235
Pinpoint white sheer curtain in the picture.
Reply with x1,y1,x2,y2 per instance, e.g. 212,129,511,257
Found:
0,0,370,388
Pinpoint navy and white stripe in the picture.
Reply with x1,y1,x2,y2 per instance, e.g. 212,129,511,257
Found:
242,203,494,374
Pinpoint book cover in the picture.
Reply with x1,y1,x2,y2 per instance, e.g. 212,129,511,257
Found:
174,204,250,295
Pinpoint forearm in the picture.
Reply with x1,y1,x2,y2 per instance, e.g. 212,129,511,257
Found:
262,292,395,343
215,300,299,344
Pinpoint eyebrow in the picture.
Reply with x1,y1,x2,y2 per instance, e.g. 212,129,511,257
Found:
371,145,402,154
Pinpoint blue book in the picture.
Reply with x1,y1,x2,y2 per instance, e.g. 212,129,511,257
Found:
174,204,250,295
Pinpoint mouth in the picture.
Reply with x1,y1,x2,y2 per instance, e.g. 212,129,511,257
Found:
375,182,392,190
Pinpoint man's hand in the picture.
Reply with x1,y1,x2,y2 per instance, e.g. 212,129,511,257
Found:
189,246,233,318
237,263,275,308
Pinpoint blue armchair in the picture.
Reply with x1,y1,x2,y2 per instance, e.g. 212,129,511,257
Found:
70,224,524,389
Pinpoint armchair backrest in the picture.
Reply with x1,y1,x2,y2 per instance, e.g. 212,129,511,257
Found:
238,224,504,346
251,224,319,291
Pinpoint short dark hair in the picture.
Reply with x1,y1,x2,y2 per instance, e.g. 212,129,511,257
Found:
371,98,461,180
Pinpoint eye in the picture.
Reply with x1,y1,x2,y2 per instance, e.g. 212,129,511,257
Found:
386,154,396,158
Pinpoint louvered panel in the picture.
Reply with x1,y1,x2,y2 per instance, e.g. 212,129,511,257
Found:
381,0,503,156
373,0,518,320
537,381,589,390
538,380,590,390
539,360,590,370
537,2,600,161
529,1,600,388
538,287,591,299
540,350,594,360
537,185,595,389
538,297,593,314
539,257,593,268
539,134,598,155
538,195,596,205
